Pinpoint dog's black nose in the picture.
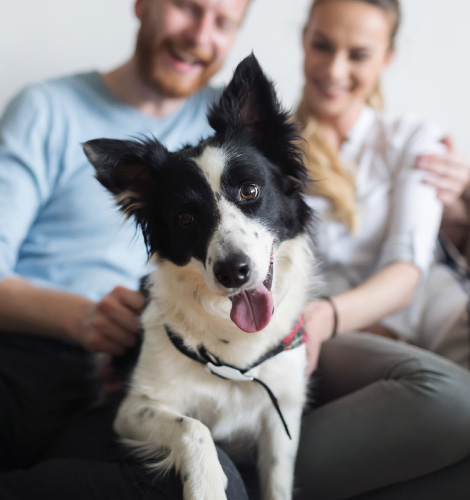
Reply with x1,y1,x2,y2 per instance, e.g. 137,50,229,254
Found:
214,254,251,288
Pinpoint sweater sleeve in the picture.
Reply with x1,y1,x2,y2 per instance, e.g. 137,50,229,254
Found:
0,85,58,280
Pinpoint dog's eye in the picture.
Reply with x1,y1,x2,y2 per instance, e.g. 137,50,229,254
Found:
177,212,194,227
240,184,259,201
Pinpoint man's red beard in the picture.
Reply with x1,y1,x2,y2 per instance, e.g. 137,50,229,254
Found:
135,28,221,99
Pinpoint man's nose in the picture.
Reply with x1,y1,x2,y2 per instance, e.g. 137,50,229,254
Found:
185,12,215,48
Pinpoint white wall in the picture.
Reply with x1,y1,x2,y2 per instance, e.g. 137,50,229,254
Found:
1,0,469,153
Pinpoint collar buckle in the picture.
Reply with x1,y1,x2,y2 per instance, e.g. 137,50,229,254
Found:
206,362,255,382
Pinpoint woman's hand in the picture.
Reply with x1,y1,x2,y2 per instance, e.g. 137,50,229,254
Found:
417,136,470,207
303,299,336,377
71,286,146,355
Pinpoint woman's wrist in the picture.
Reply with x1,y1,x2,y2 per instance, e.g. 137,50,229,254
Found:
320,296,338,339
304,297,338,344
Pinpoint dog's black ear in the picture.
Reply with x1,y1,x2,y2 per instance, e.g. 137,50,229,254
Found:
208,54,279,138
82,137,168,218
208,54,308,185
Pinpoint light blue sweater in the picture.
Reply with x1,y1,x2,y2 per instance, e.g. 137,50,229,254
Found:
0,72,220,300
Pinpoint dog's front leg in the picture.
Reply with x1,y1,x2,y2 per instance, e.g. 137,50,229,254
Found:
257,406,303,500
115,394,228,500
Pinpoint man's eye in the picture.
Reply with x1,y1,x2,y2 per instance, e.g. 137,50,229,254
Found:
240,184,260,201
312,41,332,53
173,0,199,17
350,51,369,61
177,212,194,227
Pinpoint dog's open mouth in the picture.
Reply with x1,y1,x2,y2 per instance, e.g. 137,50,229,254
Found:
229,259,274,333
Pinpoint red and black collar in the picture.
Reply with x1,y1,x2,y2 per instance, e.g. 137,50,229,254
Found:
164,316,306,439
165,315,305,374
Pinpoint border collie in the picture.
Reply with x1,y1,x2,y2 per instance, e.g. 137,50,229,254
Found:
83,54,315,500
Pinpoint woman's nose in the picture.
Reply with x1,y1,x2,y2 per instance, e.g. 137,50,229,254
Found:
326,52,349,80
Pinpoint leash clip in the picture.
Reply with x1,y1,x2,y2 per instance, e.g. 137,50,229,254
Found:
206,362,254,382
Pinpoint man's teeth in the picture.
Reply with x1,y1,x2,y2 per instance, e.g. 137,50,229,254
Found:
172,49,197,64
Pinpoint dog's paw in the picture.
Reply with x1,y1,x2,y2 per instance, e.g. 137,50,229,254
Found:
182,461,228,500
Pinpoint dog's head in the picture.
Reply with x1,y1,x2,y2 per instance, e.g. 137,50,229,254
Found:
83,54,312,334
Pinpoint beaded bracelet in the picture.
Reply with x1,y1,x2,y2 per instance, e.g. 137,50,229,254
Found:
320,295,338,339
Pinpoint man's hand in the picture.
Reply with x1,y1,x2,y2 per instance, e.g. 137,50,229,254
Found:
72,286,146,355
417,136,470,207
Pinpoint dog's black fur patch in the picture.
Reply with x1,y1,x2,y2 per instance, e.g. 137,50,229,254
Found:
83,55,311,267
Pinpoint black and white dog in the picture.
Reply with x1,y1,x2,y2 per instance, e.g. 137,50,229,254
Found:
83,55,315,500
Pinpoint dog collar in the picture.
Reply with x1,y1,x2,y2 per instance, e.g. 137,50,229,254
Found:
164,315,306,440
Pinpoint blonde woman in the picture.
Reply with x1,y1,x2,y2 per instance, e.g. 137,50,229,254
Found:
299,0,470,371
294,1,470,498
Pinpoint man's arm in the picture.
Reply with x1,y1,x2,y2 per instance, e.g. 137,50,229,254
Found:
0,86,144,355
0,277,145,355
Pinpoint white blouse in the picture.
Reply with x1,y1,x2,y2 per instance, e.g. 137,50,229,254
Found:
305,106,444,300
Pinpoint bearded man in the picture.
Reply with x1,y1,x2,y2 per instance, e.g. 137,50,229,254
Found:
0,1,250,498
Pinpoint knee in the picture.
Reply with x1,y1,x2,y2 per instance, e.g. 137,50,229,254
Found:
389,353,470,454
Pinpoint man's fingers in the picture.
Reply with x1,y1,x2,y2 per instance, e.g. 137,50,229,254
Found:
416,137,470,208
82,286,146,356
93,308,139,347
85,328,128,355
417,152,470,184
423,174,459,191
419,160,470,198
112,286,146,313
441,135,455,153
423,175,462,198
417,154,462,174
97,293,143,333
104,321,139,349
437,190,459,206
423,177,462,205
100,340,126,356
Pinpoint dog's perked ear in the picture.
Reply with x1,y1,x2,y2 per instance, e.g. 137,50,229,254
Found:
208,54,308,185
82,137,167,219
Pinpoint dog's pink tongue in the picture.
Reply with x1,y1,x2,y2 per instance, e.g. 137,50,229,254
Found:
230,284,273,333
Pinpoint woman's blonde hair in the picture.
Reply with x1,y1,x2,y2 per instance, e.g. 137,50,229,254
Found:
298,0,400,232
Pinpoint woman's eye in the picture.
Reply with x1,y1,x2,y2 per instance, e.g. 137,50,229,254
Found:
177,212,194,227
240,184,260,201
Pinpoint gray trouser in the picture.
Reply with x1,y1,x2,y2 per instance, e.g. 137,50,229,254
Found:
418,263,470,369
295,333,470,500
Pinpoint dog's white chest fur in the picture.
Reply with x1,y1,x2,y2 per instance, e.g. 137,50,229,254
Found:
131,310,307,449
114,234,313,500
